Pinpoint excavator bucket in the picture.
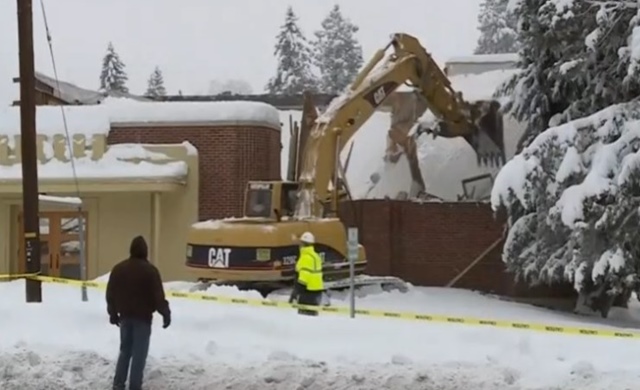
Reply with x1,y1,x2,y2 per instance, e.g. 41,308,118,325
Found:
466,100,506,167
417,99,506,168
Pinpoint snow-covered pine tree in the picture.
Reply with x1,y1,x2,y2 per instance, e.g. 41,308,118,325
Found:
99,42,129,93
561,1,640,123
494,1,640,316
497,0,594,152
493,104,640,317
266,6,317,94
475,0,519,54
312,4,364,94
145,66,167,98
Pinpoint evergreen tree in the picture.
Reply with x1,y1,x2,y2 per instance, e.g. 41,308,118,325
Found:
493,103,640,316
312,4,364,94
475,0,519,54
145,66,167,97
99,42,129,93
266,6,317,94
497,0,593,152
493,0,640,317
560,2,640,123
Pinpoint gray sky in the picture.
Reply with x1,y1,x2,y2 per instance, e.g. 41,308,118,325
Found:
0,0,481,105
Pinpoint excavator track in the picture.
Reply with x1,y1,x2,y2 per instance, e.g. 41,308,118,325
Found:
188,275,409,304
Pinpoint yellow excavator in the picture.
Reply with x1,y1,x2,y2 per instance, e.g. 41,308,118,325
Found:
185,33,506,295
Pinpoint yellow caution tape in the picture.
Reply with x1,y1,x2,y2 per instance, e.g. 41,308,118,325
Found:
11,275,640,339
0,273,40,281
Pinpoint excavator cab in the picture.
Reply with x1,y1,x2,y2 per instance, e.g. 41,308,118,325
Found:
244,181,299,220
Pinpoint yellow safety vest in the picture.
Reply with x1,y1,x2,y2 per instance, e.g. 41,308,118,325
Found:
295,246,324,291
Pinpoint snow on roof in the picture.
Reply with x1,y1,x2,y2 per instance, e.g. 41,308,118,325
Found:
0,105,110,137
0,100,282,137
39,194,82,205
181,140,198,156
449,69,519,102
104,99,281,129
34,71,105,105
447,53,519,64
0,143,188,181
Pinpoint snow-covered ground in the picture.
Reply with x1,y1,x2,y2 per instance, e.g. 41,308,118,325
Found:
3,279,640,389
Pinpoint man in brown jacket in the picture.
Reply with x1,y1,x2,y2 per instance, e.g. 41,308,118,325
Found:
106,236,171,390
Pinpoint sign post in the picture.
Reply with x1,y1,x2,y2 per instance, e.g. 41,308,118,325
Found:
79,212,88,302
347,227,358,319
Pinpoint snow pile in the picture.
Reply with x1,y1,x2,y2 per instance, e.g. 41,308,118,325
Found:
490,102,640,304
403,69,522,200
362,154,415,199
2,280,640,389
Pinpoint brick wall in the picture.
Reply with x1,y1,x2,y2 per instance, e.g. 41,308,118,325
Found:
339,200,575,298
108,125,281,220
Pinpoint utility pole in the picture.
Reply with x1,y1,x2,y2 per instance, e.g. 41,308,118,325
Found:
17,0,42,302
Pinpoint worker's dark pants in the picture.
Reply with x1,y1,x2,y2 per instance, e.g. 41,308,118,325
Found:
298,289,322,316
113,318,151,390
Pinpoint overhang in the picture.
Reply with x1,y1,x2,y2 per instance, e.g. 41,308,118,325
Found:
111,119,281,132
0,176,186,194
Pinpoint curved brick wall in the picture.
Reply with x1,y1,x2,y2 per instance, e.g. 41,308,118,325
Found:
108,124,281,220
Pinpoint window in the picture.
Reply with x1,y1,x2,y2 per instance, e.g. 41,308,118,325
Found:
245,189,272,218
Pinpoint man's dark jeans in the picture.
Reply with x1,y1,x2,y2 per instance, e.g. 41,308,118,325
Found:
113,318,152,390
298,290,321,316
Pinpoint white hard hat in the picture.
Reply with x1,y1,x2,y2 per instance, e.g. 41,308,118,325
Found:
299,231,315,244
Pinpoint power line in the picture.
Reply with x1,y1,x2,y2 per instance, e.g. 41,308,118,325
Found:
38,0,81,199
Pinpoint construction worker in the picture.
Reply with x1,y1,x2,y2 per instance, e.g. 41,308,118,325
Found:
293,231,324,316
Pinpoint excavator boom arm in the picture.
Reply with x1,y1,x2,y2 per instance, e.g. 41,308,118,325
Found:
295,33,505,218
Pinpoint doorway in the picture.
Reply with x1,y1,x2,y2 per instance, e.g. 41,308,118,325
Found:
17,211,88,279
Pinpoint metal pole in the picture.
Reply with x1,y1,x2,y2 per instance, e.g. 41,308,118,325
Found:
17,0,42,303
349,250,355,318
79,210,87,301
347,227,358,318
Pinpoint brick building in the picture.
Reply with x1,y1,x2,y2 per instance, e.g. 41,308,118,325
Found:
109,122,281,220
